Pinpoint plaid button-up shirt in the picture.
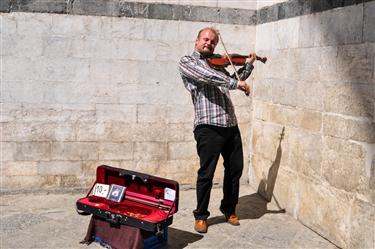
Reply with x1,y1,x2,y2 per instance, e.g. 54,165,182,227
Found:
179,50,254,129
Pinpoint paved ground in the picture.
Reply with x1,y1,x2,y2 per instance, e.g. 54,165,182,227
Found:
0,185,338,249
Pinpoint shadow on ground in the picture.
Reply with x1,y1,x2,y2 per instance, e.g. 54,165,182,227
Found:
163,227,204,249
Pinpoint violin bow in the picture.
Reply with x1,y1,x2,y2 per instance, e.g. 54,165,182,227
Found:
217,31,249,96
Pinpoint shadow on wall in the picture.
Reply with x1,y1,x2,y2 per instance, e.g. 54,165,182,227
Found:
208,127,286,226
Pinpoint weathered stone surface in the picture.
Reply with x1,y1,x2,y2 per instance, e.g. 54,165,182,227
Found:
51,142,97,160
323,114,375,143
167,141,196,160
364,1,375,42
96,103,137,123
1,161,37,176
337,44,374,83
2,34,43,57
322,136,366,191
314,5,363,46
0,175,45,191
11,0,67,14
98,142,133,160
14,142,51,161
271,168,299,216
297,81,324,111
0,0,10,12
349,198,375,249
72,0,120,17
271,78,298,107
37,161,82,176
298,179,353,248
137,104,167,123
289,131,322,178
134,142,167,161
272,17,299,50
324,83,375,120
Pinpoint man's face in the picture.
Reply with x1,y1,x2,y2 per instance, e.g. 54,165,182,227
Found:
195,30,218,56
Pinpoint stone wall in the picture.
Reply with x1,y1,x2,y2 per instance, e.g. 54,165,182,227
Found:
1,1,374,248
252,1,375,248
0,1,255,191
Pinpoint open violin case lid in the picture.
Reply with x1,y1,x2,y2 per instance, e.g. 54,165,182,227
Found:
76,165,179,233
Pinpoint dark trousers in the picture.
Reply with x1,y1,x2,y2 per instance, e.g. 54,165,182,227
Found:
193,125,244,220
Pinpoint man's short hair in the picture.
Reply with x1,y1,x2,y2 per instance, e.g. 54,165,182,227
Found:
197,27,219,43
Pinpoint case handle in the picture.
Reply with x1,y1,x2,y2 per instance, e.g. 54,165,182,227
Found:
119,169,150,183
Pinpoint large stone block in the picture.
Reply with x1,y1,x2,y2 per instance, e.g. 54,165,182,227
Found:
298,178,353,248
253,78,273,102
364,1,375,42
72,0,120,16
11,0,67,13
314,4,362,46
289,131,322,178
0,175,45,191
1,161,37,176
263,49,289,80
33,57,90,82
269,168,299,216
271,78,298,107
287,48,321,82
137,104,167,123
1,14,17,34
42,35,72,58
349,198,375,249
255,22,273,51
51,142,98,160
322,136,366,192
50,14,86,36
2,57,34,81
167,141,196,160
337,43,373,83
298,11,318,48
110,17,144,39
166,105,193,124
0,0,10,12
319,46,339,82
37,161,82,176
2,34,43,57
1,122,57,141
251,120,286,161
15,12,52,35
272,17,299,50
144,19,179,42
134,142,167,161
14,142,51,161
96,103,137,123
324,82,374,120
98,142,133,160
323,114,375,143
297,80,324,111
0,103,22,122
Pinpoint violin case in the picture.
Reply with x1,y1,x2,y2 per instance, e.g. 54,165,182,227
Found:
76,165,179,235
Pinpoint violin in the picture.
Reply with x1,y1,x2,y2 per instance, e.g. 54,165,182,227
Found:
207,53,267,69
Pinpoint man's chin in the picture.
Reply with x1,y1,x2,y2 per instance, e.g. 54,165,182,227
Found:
200,50,213,56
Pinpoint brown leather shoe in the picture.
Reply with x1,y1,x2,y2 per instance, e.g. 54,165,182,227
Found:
226,214,240,226
194,219,208,233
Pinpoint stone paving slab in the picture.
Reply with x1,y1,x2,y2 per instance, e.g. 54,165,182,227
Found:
0,185,338,249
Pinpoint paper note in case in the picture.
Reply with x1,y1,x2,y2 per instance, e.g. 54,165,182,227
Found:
107,184,126,202
91,183,110,198
164,187,176,201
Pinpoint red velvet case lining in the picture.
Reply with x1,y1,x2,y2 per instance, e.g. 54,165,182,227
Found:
77,165,178,223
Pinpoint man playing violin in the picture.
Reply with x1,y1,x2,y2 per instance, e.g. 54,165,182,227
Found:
178,27,256,233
